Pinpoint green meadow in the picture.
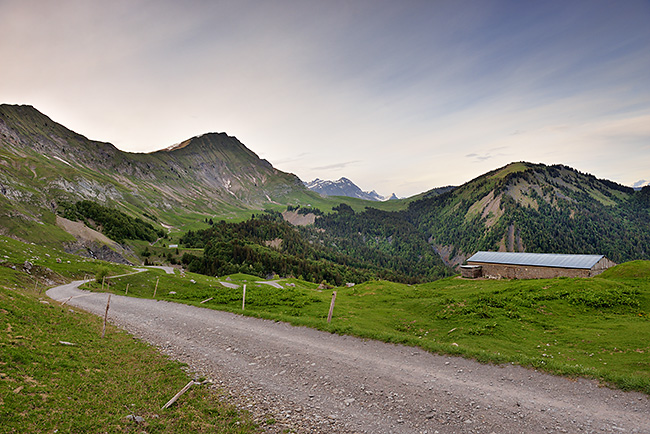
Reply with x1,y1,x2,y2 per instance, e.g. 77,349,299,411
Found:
1,231,649,434
96,261,650,394
0,236,259,433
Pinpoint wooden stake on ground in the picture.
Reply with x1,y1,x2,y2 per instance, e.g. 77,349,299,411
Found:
162,380,195,409
34,280,38,292
101,276,105,291
125,283,129,295
101,293,111,338
327,291,337,324
200,297,213,304
242,284,246,310
153,278,159,298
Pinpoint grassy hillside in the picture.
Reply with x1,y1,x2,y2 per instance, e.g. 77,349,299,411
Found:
0,104,412,250
94,261,650,394
0,104,321,234
0,236,259,433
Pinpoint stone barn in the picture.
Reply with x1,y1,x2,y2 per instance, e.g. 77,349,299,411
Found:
464,251,616,279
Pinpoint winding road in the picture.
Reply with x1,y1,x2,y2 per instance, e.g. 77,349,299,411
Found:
47,279,650,433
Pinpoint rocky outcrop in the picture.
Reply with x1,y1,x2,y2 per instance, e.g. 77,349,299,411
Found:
63,240,133,265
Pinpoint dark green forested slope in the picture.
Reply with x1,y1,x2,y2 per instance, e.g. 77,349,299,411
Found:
178,163,650,284
407,163,650,265
59,200,165,243
307,163,650,269
179,211,452,285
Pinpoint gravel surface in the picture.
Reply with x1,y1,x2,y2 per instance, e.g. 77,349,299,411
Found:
48,280,650,434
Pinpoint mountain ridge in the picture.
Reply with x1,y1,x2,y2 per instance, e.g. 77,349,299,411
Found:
2,104,649,277
305,161,650,273
305,177,388,201
0,104,314,221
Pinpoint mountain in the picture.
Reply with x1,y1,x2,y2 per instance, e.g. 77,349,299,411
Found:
310,162,650,269
3,104,649,279
633,180,650,191
305,177,386,201
0,104,318,236
387,193,400,200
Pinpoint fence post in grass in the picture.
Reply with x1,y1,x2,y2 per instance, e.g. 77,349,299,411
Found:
101,293,111,338
153,277,159,298
125,283,129,295
101,276,105,291
327,291,337,324
162,380,195,409
242,284,246,310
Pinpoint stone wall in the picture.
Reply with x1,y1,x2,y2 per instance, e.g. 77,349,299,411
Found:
467,262,590,279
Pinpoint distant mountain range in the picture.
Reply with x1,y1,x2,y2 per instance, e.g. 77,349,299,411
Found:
1,103,649,277
304,177,392,201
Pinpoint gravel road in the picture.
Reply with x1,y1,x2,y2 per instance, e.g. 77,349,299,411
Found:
48,280,650,434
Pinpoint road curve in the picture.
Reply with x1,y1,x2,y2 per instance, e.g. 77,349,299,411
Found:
48,281,650,434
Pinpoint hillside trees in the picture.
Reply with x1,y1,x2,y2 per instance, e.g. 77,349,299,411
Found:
59,200,165,243
179,214,452,284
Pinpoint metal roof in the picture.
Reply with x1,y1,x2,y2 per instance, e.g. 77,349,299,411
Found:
467,251,604,269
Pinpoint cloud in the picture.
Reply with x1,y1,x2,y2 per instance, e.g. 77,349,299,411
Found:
272,153,310,165
465,147,510,163
2,1,649,197
311,160,361,171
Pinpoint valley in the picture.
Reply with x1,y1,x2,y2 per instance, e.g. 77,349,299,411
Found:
1,104,650,432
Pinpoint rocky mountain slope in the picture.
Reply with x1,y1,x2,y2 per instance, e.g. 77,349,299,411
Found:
305,177,386,201
0,104,317,233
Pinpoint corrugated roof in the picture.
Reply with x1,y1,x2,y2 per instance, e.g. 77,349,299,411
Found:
467,251,604,269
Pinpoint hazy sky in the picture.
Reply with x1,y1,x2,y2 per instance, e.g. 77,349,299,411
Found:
2,0,649,197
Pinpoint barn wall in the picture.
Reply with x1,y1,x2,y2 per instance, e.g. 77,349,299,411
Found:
589,257,617,277
460,266,482,278
467,262,591,279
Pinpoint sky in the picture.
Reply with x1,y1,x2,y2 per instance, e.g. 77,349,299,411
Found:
2,0,650,197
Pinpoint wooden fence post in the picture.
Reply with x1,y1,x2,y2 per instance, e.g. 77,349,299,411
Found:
101,276,105,291
242,284,246,310
153,278,159,298
162,380,195,409
125,283,129,295
101,294,111,338
327,291,337,324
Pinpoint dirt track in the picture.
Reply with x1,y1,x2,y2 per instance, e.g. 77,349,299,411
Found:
47,280,650,433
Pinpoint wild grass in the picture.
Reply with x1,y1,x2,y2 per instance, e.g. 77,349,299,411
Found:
99,261,650,395
0,236,259,433
0,236,131,283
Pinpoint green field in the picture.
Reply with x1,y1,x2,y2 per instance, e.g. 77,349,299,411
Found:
0,236,259,433
93,261,650,394
1,232,649,434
